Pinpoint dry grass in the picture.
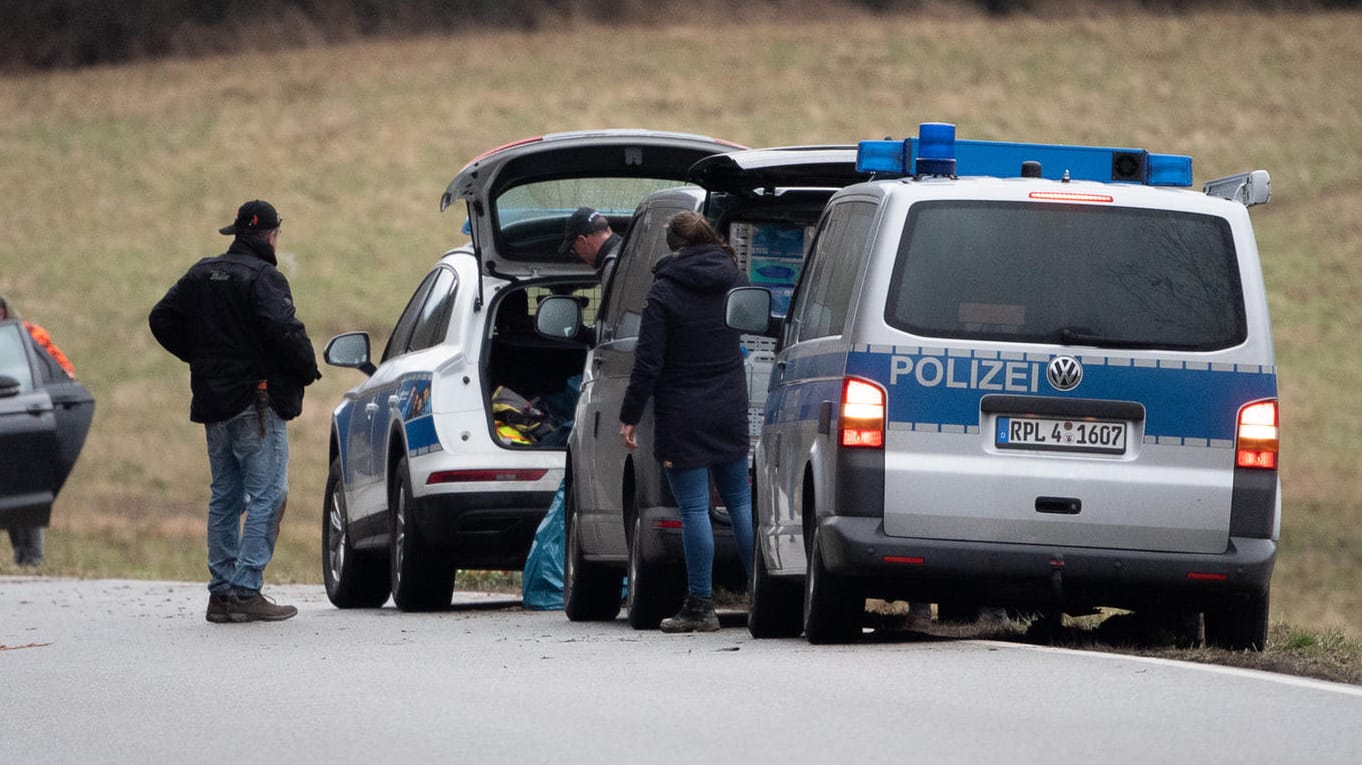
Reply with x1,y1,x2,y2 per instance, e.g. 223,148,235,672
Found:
3,11,1361,638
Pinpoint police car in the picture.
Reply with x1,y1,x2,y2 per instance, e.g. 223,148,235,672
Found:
320,130,743,611
726,123,1279,648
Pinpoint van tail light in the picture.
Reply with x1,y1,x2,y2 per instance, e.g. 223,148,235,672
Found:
840,378,886,449
1235,399,1279,470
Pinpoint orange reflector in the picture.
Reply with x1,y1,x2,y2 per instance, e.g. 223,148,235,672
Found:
1187,572,1229,582
883,555,925,565
1235,399,1279,471
427,469,548,484
1028,191,1114,203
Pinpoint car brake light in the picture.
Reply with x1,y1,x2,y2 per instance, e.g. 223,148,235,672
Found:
1235,399,1279,470
841,378,885,449
1028,191,1115,203
427,469,548,484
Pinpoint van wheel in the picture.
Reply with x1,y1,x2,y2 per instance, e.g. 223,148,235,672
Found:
626,512,683,630
323,458,390,608
562,486,622,622
749,542,803,638
389,457,456,612
803,527,863,644
1204,589,1270,651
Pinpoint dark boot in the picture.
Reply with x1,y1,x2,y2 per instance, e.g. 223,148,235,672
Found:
660,595,720,633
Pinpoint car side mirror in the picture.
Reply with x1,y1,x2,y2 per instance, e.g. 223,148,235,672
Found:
725,287,776,336
324,332,377,376
0,374,19,398
535,295,584,341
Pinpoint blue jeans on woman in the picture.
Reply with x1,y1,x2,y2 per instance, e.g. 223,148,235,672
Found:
205,405,288,597
663,457,754,600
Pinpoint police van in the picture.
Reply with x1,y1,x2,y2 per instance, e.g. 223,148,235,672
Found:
726,123,1279,648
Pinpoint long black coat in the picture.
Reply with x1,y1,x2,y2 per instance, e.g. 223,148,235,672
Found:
619,243,749,470
149,237,320,423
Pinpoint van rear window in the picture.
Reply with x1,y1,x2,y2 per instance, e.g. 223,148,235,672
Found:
885,201,1246,350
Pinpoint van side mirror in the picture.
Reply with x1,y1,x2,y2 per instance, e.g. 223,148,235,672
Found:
0,374,19,398
535,295,584,340
324,332,377,376
726,287,776,336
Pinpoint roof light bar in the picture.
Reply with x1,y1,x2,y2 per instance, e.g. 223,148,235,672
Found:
856,123,1194,187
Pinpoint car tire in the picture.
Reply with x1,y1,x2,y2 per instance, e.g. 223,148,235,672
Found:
562,484,622,622
803,527,863,645
389,457,456,612
626,511,683,630
1204,588,1270,651
322,457,390,608
748,539,804,639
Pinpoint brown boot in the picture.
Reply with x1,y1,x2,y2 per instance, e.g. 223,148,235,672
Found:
660,595,720,633
206,592,232,624
227,591,298,622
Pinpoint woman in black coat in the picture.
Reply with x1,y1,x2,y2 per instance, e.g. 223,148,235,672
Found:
619,211,754,633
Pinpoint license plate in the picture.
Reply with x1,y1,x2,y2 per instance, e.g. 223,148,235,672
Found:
996,416,1127,454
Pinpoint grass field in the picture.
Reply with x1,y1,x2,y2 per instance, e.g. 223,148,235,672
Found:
3,9,1361,644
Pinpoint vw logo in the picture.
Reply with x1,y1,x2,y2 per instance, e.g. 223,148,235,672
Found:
1047,356,1083,391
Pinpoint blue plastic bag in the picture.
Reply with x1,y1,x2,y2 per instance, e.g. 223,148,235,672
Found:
522,480,566,610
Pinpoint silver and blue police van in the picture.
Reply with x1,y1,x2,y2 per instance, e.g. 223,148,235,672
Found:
727,123,1279,649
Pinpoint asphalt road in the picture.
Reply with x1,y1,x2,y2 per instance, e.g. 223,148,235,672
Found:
4,576,1362,764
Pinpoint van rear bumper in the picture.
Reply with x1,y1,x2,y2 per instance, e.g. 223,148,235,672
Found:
816,515,1275,610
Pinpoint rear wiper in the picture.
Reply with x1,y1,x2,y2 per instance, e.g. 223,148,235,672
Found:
1054,326,1121,348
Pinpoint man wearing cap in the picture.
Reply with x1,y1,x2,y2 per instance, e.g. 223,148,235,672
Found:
149,199,321,623
559,206,622,287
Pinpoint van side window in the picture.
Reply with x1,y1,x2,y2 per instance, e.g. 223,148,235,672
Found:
787,201,877,342
609,205,688,340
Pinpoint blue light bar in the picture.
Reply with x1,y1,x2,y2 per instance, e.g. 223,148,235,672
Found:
855,123,1194,187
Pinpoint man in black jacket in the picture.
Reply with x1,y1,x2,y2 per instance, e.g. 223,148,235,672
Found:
150,200,321,623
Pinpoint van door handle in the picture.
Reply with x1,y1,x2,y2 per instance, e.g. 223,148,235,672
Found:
1036,497,1082,515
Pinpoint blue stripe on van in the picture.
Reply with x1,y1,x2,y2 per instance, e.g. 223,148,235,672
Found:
772,347,1277,444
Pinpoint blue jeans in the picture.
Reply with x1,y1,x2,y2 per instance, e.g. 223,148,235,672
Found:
205,405,288,596
663,457,754,599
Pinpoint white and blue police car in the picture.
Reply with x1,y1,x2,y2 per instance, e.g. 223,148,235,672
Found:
320,130,744,611
727,122,1279,648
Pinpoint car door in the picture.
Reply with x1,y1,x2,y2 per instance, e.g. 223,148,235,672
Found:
0,321,59,527
573,195,700,556
346,270,441,518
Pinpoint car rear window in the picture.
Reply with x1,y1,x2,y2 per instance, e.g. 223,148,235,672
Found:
884,200,1246,350
494,177,687,259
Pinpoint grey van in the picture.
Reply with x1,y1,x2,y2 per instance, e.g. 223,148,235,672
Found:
539,147,868,628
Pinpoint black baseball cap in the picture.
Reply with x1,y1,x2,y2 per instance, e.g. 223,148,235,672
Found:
219,200,282,235
557,207,609,255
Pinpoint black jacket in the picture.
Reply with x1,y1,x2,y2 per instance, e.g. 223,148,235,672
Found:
149,236,320,423
620,243,749,470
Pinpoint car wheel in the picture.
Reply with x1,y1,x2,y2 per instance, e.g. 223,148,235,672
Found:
389,457,456,612
803,526,863,644
322,458,390,608
748,539,804,639
626,511,683,630
1204,588,1270,651
562,484,622,622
